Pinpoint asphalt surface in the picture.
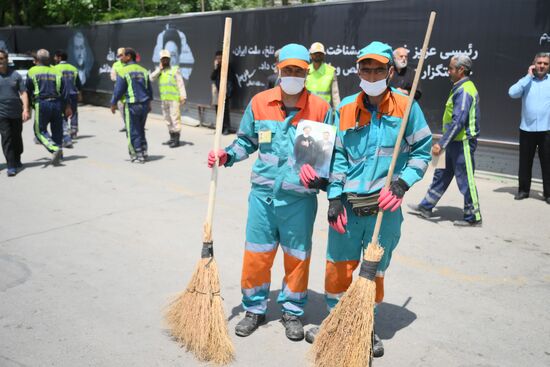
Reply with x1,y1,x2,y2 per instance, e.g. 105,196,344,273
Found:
1,105,549,367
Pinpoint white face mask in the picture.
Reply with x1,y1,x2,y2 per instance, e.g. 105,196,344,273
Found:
359,77,388,97
280,76,305,95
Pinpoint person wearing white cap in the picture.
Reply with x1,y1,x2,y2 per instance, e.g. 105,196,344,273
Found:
305,42,340,108
150,49,187,147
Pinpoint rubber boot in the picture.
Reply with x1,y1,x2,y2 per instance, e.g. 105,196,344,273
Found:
164,132,173,145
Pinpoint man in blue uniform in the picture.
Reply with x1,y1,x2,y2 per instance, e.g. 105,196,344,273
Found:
110,48,153,163
54,50,81,147
410,54,482,226
26,49,72,165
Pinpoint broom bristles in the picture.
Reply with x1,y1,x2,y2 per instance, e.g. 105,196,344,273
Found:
309,242,384,367
166,258,235,365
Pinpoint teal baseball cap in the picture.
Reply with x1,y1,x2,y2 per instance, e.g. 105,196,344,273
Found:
357,41,394,64
278,43,310,69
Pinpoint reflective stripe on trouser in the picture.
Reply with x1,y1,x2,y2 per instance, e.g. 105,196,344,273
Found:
325,200,402,310
241,190,317,316
419,139,481,222
33,100,63,153
125,102,149,156
161,100,181,133
62,94,79,144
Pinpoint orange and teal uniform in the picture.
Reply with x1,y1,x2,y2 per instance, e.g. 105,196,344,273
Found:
223,86,331,316
326,89,431,309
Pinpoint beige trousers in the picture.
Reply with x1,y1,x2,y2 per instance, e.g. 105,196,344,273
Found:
161,100,182,133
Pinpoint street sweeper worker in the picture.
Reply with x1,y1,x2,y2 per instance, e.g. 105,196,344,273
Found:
300,41,432,357
150,49,187,148
207,43,331,342
110,47,153,163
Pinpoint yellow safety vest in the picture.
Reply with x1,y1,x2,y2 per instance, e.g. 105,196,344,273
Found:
159,67,180,101
305,63,335,104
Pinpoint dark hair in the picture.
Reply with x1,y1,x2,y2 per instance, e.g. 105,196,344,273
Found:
124,47,137,61
215,50,223,57
54,49,68,61
163,28,181,50
0,49,8,59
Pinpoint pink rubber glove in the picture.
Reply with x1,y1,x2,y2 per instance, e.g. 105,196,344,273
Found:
207,149,228,168
328,198,347,234
299,164,317,187
378,187,402,212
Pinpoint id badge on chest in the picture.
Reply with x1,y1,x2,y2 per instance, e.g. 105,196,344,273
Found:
259,130,272,144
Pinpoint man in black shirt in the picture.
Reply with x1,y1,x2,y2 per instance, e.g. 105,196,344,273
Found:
210,50,234,135
0,50,30,176
389,47,422,100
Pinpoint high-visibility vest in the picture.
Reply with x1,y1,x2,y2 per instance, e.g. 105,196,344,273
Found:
27,65,62,99
120,63,149,104
113,60,125,76
442,80,479,141
305,63,335,104
158,67,180,101
54,62,78,94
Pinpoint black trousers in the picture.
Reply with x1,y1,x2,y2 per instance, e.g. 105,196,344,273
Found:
518,129,550,198
0,117,24,168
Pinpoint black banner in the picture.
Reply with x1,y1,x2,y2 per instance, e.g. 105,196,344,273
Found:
2,0,549,143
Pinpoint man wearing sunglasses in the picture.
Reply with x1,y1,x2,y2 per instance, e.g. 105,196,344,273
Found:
301,41,431,358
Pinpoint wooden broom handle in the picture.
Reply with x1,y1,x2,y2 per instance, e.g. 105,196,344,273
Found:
370,11,437,245
203,17,232,243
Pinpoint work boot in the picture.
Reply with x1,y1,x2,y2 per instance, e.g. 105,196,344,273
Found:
51,149,63,166
170,132,180,148
235,311,265,337
163,132,174,146
453,219,482,227
514,192,529,200
7,168,17,177
136,152,146,164
280,312,304,341
305,326,319,344
373,330,384,358
407,203,432,219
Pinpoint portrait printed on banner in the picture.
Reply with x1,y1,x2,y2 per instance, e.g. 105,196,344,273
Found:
67,31,94,85
152,24,195,80
293,121,336,178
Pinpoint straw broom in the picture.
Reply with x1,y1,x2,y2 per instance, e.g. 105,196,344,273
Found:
310,12,437,367
165,17,235,365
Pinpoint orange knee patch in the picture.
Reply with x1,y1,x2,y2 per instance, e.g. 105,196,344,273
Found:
375,276,384,303
325,260,360,294
283,253,311,293
241,249,277,289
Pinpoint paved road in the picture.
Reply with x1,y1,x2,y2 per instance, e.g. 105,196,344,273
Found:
1,106,549,367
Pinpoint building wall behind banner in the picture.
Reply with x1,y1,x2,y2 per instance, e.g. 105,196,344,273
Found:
2,0,550,144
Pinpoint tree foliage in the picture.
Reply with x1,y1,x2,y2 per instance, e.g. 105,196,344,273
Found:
0,0,318,27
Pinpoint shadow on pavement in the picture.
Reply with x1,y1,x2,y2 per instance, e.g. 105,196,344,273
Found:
376,297,417,340
494,185,544,199
146,155,164,162
228,289,328,327
407,205,463,223
73,134,95,140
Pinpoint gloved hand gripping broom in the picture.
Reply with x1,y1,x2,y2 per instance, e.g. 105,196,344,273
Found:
165,17,235,365
310,11,436,367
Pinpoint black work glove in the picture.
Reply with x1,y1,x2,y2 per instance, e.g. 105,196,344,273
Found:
389,178,409,198
327,197,345,223
308,177,329,190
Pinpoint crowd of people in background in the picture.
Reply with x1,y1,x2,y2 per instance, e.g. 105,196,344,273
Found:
0,44,548,211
